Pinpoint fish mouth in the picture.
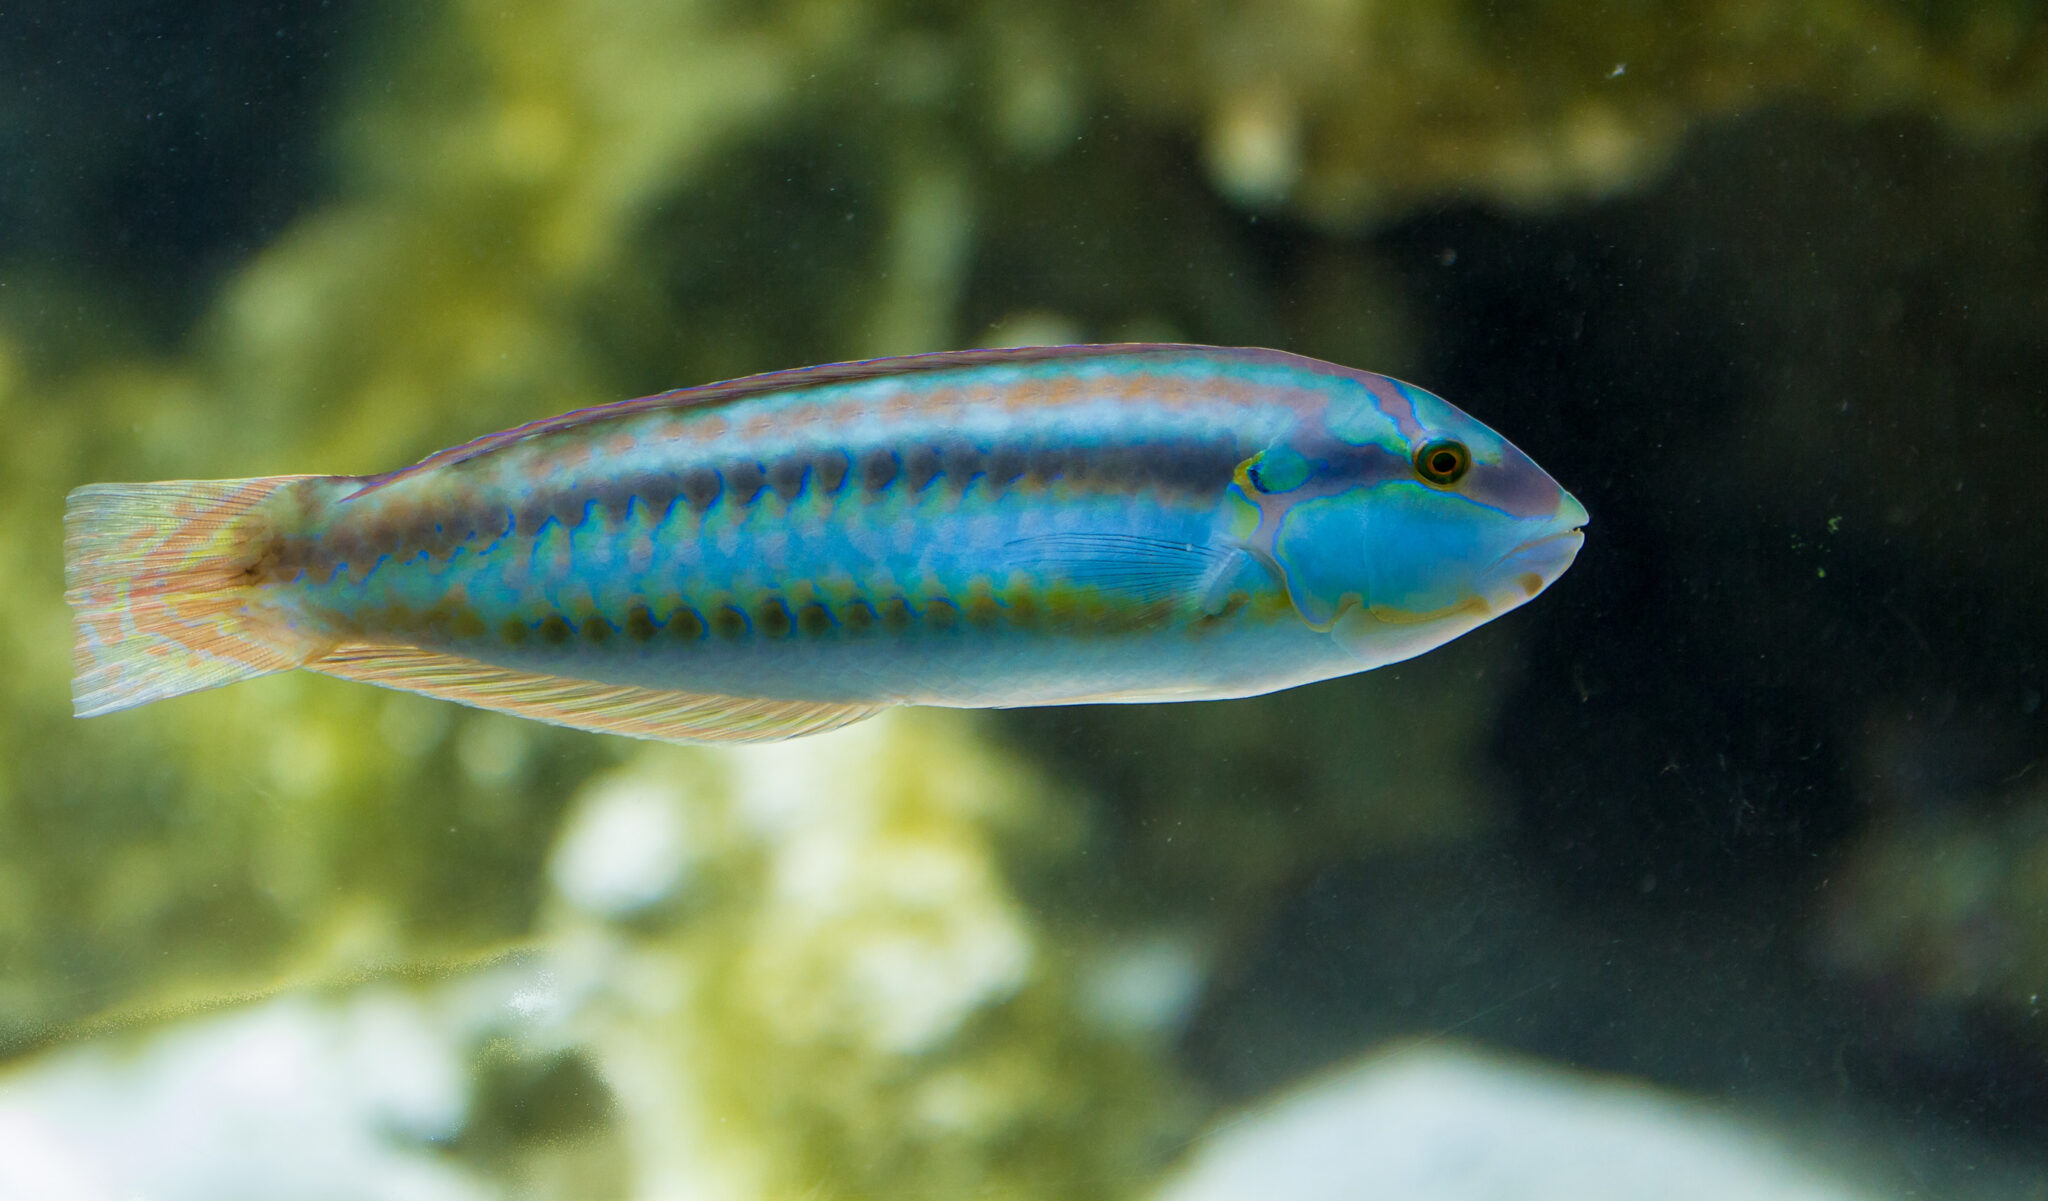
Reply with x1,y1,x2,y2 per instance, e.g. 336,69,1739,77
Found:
1328,514,1585,669
1476,526,1586,612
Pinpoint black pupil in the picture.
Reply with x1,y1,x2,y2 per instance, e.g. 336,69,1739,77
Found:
1431,450,1458,475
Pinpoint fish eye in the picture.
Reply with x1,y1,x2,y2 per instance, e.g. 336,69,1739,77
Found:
1413,439,1470,486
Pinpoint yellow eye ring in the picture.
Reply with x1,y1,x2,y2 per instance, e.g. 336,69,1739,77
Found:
1413,439,1471,486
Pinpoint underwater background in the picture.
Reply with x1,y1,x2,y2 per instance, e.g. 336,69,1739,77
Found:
3,0,2047,1196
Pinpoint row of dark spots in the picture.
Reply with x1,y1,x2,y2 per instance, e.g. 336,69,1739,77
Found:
489,587,1170,649
290,507,516,585
506,437,1243,535
498,596,954,647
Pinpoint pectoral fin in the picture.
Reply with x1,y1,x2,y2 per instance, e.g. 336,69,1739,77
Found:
1003,533,1266,614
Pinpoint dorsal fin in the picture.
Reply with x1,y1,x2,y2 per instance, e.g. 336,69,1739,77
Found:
350,343,1327,495
308,643,884,743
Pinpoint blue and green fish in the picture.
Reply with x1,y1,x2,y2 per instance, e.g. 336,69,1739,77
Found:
64,344,1586,742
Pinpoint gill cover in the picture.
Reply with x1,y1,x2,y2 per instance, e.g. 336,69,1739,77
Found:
1224,448,1354,630
1246,460,1499,644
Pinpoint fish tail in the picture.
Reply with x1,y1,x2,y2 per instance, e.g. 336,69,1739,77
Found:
64,475,334,718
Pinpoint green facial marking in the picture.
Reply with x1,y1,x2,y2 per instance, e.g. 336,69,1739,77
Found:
1221,479,1262,542
1243,445,1311,494
1223,452,1301,590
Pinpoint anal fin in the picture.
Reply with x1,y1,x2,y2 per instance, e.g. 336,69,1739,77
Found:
308,643,885,744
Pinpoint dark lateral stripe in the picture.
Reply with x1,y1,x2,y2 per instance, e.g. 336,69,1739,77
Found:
859,449,898,491
725,461,766,506
813,451,850,494
451,436,1247,567
309,430,1243,581
828,436,1241,500
513,492,592,538
902,445,941,491
681,466,722,510
767,458,808,501
294,503,516,583
509,472,678,537
985,447,1026,488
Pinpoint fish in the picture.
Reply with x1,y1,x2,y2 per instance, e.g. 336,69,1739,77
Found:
63,344,1587,744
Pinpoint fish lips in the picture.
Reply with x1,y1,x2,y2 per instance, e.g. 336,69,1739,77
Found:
1475,525,1586,615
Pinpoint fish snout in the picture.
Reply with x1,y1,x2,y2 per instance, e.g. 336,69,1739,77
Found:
1477,498,1587,613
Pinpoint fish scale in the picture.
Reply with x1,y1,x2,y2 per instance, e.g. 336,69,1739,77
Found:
63,344,1587,742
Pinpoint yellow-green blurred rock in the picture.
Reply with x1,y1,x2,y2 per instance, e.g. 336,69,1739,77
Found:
539,710,1179,1199
1095,0,2048,224
0,712,1182,1198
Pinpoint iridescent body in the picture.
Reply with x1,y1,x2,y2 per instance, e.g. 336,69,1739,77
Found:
64,345,1586,743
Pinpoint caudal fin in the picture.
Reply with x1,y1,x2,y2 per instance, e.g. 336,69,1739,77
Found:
64,476,332,718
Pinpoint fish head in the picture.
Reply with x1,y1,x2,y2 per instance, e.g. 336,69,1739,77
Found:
1233,376,1587,670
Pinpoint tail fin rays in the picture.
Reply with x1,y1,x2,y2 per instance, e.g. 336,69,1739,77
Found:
64,477,331,717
